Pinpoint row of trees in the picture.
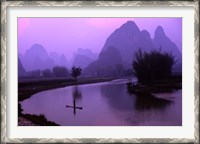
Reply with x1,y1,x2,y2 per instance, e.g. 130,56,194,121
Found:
26,49,176,84
27,66,82,80
27,66,69,78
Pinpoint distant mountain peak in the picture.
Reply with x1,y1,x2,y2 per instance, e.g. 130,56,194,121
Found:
85,21,182,76
26,44,48,57
32,43,43,47
77,48,92,54
119,20,140,33
29,43,45,50
74,48,98,60
102,20,141,52
141,30,151,38
155,26,165,38
123,21,137,27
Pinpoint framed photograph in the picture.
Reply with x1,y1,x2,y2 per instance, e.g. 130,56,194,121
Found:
1,1,199,143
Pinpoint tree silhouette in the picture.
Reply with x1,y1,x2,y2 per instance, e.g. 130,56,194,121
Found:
42,69,52,77
52,66,68,77
71,66,82,81
133,49,176,84
27,70,41,77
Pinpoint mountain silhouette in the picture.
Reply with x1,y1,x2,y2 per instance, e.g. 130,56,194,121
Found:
75,48,98,60
49,52,69,68
73,55,93,68
71,48,98,68
84,46,123,77
18,21,182,76
101,21,150,68
20,44,54,71
18,58,26,77
153,26,182,71
59,54,69,68
84,21,182,76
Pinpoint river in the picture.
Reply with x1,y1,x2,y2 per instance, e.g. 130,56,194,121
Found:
21,79,182,126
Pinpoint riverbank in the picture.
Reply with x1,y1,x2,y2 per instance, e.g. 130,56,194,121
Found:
19,77,114,101
19,77,115,126
19,113,59,126
19,102,59,126
19,113,60,126
18,116,39,126
127,76,182,96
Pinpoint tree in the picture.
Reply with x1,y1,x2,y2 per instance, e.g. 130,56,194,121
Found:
27,70,41,77
42,69,52,77
52,66,68,77
132,49,176,84
71,66,82,81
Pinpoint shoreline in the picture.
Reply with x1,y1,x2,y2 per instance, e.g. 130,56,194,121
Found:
18,77,115,126
18,116,39,126
18,76,181,126
127,76,182,95
19,77,114,102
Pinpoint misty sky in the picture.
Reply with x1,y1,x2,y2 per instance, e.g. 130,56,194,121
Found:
18,18,182,59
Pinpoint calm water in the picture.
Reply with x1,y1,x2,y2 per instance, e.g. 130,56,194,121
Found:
21,79,182,126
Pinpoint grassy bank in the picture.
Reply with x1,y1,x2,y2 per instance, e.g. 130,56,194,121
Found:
18,77,114,101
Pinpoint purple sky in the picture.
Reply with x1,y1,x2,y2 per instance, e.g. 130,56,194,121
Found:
18,18,182,59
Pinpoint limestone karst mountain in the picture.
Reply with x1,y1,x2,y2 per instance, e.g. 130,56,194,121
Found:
84,46,123,76
71,48,98,68
20,44,54,71
84,21,182,76
20,44,70,72
153,26,182,72
18,21,182,77
18,58,27,77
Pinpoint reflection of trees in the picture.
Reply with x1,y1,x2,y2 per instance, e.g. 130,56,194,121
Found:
134,94,172,111
101,83,173,126
128,94,174,126
101,83,172,112
100,84,135,111
72,86,82,101
66,86,82,115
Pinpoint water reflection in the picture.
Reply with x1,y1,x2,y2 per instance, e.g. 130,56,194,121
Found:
21,80,182,126
100,84,135,110
100,83,176,125
66,86,83,115
100,84,172,111
134,94,172,111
